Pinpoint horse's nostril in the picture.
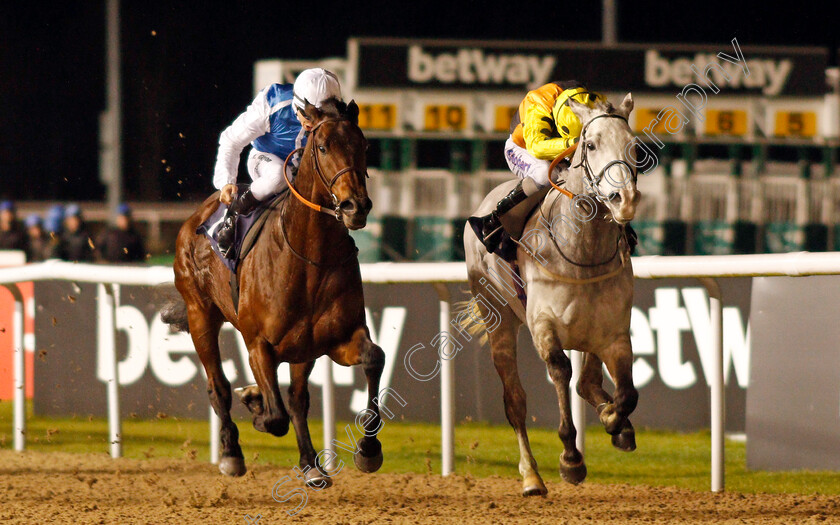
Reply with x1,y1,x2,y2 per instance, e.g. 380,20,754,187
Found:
339,200,356,213
608,192,620,202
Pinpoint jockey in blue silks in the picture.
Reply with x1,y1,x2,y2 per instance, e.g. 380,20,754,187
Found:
212,68,343,258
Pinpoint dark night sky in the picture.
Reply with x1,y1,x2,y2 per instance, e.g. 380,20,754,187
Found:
0,1,836,202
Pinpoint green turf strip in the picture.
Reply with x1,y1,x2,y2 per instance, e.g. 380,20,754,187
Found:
2,401,840,494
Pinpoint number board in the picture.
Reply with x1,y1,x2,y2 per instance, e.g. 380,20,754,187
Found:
633,108,671,135
357,103,397,131
423,104,467,131
493,105,518,133
773,111,818,138
704,109,748,136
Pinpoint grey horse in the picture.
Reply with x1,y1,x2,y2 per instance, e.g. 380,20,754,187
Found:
462,93,641,496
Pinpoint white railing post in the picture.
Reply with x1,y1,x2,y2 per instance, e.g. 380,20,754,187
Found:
98,283,122,458
700,277,724,492
321,357,336,471
435,284,455,476
209,405,220,464
570,350,586,454
3,284,26,452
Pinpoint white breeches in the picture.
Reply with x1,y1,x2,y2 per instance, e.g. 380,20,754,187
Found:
503,137,551,189
245,149,293,201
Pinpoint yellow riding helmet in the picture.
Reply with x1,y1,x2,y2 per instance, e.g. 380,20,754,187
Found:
552,88,603,141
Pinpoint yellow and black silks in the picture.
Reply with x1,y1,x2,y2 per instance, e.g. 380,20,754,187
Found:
510,81,603,160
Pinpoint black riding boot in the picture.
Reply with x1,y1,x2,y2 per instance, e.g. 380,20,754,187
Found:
468,180,528,254
217,189,260,259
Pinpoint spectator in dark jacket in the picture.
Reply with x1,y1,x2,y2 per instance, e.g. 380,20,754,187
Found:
97,203,146,263
43,204,65,259
61,203,94,262
0,201,26,251
24,214,48,262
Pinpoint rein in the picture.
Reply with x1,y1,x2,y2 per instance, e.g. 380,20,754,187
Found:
279,195,358,268
513,234,628,285
282,117,367,220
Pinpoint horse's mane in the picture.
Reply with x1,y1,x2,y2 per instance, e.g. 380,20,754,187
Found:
597,100,617,115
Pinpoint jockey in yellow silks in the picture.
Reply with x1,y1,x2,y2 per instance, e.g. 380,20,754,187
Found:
470,81,604,252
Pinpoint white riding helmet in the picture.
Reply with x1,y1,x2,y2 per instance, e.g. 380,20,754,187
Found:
292,68,342,111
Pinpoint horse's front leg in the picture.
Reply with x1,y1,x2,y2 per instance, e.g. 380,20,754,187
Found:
577,352,636,451
287,360,333,488
330,326,385,473
532,317,586,485
592,336,638,447
246,337,290,436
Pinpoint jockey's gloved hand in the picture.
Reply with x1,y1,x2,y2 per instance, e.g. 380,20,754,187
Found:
220,184,238,205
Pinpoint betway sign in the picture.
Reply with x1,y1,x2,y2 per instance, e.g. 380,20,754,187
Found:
407,46,556,86
34,278,752,431
644,49,792,96
351,38,826,96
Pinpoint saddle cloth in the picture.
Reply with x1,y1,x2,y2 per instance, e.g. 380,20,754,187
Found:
196,189,288,273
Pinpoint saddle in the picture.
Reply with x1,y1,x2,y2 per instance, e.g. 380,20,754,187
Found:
196,187,289,311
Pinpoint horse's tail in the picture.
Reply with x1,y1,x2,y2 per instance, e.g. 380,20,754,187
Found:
159,288,190,333
453,298,489,347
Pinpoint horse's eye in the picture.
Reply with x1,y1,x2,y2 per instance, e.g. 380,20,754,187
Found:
586,141,596,151
318,145,326,154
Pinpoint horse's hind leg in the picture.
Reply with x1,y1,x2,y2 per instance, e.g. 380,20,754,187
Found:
330,327,385,473
247,338,290,436
188,304,246,476
579,345,637,451
488,322,547,496
287,360,333,489
533,319,586,485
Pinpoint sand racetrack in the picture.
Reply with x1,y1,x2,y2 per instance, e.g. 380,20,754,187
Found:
1,450,839,524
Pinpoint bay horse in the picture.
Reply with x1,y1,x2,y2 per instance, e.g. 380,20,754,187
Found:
463,94,641,496
162,99,384,487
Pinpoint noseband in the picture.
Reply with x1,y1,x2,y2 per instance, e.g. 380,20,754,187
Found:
282,117,368,220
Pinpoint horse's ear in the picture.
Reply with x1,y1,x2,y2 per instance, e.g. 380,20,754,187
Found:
618,93,634,118
567,97,594,124
346,100,359,126
303,100,324,124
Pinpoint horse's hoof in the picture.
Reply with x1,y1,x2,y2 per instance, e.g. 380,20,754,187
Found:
522,482,548,497
219,456,247,477
353,450,383,473
304,468,334,489
598,403,622,435
253,414,289,437
521,471,547,497
234,384,259,401
235,384,264,415
612,428,636,452
559,459,587,485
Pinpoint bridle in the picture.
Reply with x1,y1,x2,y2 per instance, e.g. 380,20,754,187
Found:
277,116,367,268
533,111,638,270
282,117,368,221
548,112,636,203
